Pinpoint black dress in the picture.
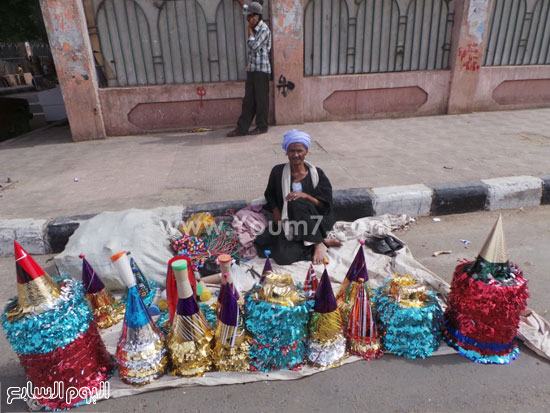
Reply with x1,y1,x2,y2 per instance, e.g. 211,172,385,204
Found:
254,163,336,265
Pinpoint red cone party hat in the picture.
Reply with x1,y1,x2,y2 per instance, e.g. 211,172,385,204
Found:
14,241,60,315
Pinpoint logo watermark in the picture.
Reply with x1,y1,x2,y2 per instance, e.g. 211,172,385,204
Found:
183,214,324,237
6,381,110,406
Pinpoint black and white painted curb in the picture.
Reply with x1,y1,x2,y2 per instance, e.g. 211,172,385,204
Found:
2,174,549,257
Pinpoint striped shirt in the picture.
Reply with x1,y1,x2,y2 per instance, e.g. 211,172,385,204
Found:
247,20,271,74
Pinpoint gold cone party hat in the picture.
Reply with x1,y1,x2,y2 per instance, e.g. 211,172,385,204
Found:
469,215,511,281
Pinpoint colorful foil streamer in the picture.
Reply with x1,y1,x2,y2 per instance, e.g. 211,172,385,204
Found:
2,279,93,355
245,272,310,371
18,322,115,410
443,261,528,364
86,289,125,329
346,280,383,360
307,336,347,368
374,276,443,359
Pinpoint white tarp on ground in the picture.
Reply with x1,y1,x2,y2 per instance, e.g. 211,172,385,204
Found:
54,211,550,400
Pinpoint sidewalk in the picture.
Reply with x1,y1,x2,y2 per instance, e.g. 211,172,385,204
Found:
0,108,549,253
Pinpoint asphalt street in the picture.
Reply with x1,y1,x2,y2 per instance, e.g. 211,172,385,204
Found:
1,206,549,412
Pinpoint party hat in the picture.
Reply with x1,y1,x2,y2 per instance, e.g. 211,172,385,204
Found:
81,254,125,329
212,272,250,372
217,254,239,313
166,256,197,324
336,240,367,300
128,253,159,306
260,250,273,283
374,274,444,359
307,268,346,367
303,264,319,298
246,270,309,371
443,216,529,364
346,278,382,360
167,260,213,377
112,251,167,385
12,241,60,317
336,240,368,325
2,243,115,409
469,215,511,281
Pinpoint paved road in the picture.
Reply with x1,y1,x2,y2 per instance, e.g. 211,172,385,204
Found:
1,108,550,219
1,206,549,412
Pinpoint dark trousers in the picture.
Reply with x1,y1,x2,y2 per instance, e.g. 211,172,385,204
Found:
254,199,326,265
236,71,269,134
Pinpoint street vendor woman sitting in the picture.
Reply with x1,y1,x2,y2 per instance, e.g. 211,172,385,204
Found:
255,130,342,265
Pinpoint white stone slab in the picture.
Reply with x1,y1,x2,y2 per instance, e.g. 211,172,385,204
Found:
0,219,49,256
372,184,433,217
482,176,542,211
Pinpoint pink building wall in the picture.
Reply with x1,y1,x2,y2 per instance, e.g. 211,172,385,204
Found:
41,0,550,141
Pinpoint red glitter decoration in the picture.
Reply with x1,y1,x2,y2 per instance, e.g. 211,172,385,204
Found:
444,262,528,348
19,322,114,410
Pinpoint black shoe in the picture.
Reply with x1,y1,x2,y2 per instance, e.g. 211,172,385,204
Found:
366,237,393,256
385,236,404,251
248,127,268,135
226,129,247,137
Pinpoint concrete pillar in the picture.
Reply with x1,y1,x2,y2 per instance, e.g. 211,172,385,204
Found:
270,0,305,125
447,0,495,114
40,0,106,141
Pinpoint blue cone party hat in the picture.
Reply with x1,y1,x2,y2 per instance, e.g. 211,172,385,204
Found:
112,250,167,385
128,252,159,306
167,259,213,376
307,261,346,367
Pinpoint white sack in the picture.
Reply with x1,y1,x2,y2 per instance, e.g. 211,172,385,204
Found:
54,208,182,291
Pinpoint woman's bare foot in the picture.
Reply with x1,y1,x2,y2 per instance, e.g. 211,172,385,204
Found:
313,242,328,265
324,238,343,248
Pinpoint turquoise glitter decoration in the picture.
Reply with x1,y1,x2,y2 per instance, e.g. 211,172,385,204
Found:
244,281,311,372
199,302,217,327
155,309,171,335
373,281,444,359
2,279,93,355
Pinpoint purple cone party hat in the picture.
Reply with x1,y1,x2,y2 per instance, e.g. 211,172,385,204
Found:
336,240,368,325
2,242,114,410
128,252,159,307
444,215,529,364
302,264,319,298
217,254,239,311
259,250,273,283
81,254,125,329
167,260,213,376
307,262,346,367
212,271,250,372
112,251,167,385
346,278,383,360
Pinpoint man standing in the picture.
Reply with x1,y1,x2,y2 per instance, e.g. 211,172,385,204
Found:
227,1,271,137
